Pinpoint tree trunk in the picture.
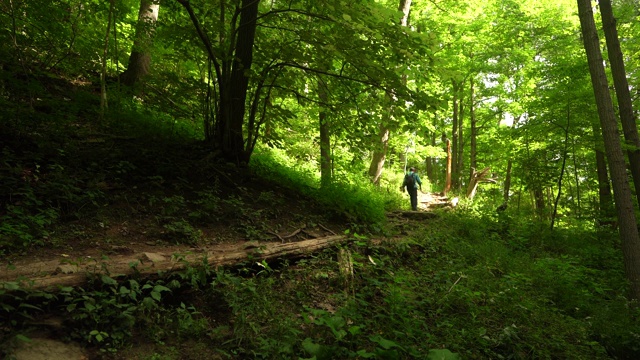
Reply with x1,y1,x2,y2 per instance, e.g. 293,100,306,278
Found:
120,0,159,91
593,121,614,223
578,0,640,300
225,0,260,163
426,120,437,184
368,124,389,185
451,80,460,189
572,141,582,217
444,138,452,195
503,159,513,202
367,0,412,184
457,87,465,190
468,77,477,185
503,115,521,203
599,0,640,207
319,76,331,187
534,188,545,213
466,167,493,200
100,0,115,120
551,102,571,231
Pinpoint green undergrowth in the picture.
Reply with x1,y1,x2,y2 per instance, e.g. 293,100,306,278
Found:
2,209,638,359
1,101,399,254
250,148,403,226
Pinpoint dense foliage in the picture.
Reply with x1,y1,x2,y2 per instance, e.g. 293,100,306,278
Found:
2,0,640,358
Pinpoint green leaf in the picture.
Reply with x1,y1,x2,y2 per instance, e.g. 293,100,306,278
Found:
356,349,377,358
3,282,20,290
343,14,352,22
153,284,171,293
16,334,31,343
142,297,156,309
101,275,117,286
427,349,461,360
370,335,400,350
302,338,322,356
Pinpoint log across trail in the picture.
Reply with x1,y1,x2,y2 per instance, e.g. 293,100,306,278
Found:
0,235,347,290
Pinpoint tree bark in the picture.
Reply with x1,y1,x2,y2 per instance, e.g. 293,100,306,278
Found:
466,167,494,200
451,80,460,189
572,141,582,217
1,235,346,290
503,159,513,202
592,121,614,223
100,0,115,120
468,77,477,185
368,125,390,185
225,0,260,163
120,0,159,91
599,0,640,207
444,137,452,195
534,188,545,213
577,0,640,300
503,115,521,203
457,86,465,190
551,102,571,231
426,118,437,185
319,76,331,187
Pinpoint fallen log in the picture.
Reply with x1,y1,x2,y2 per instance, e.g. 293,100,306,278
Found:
0,235,347,291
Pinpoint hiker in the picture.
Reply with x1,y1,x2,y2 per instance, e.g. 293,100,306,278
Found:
402,167,422,211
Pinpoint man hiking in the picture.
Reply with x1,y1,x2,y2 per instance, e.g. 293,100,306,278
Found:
402,167,422,211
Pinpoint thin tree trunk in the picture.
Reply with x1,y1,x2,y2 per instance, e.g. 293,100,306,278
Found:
457,88,465,190
319,76,331,187
534,188,545,213
452,80,459,189
444,138,452,195
468,77,477,185
503,160,513,202
572,140,582,217
578,0,640,300
551,102,571,230
593,120,614,223
426,118,438,185
599,0,640,206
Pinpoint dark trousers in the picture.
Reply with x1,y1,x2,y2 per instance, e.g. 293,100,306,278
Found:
408,188,418,211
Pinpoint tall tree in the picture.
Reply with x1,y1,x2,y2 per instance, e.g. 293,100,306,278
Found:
468,77,477,190
367,0,412,185
599,0,640,206
451,79,460,188
592,121,614,223
457,84,465,190
120,0,160,92
177,0,260,162
318,73,331,188
577,0,640,300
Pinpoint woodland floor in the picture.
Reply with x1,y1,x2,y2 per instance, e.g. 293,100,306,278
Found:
1,119,455,358
0,184,448,287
